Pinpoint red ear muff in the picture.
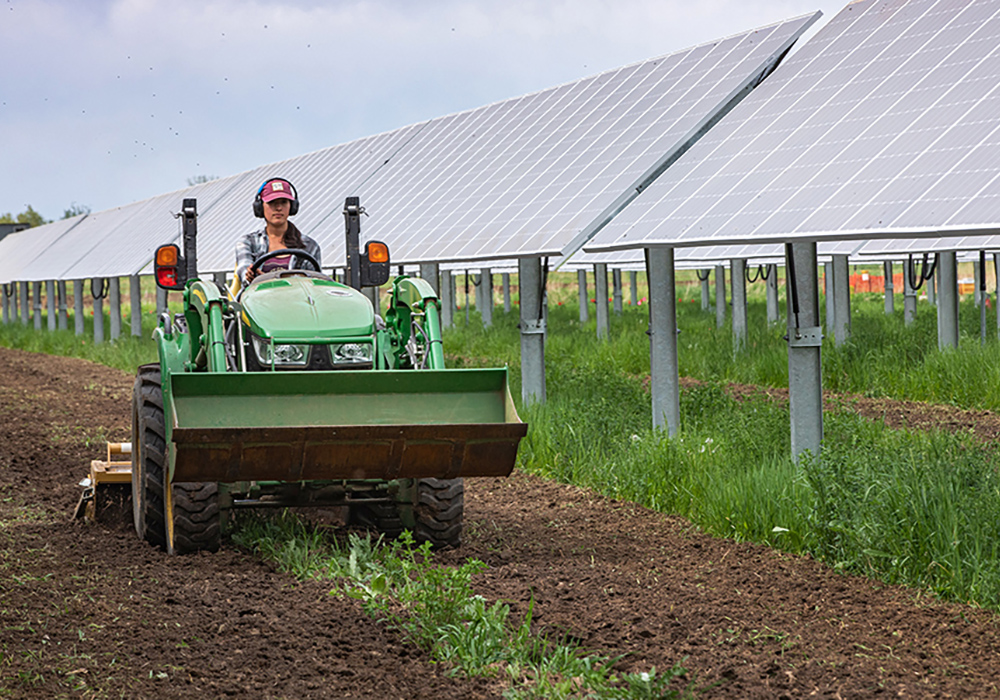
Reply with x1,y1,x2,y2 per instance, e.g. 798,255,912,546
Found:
253,178,299,218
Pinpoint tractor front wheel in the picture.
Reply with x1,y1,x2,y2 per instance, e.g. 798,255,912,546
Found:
131,364,166,549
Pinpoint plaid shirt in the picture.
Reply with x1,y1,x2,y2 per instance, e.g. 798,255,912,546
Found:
235,225,322,282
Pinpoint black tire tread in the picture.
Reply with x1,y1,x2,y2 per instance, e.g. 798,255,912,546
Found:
413,477,464,548
132,364,166,549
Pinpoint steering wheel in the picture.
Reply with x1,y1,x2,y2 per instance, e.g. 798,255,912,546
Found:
248,248,321,278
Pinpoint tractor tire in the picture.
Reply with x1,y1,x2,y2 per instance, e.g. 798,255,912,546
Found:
349,500,404,541
131,364,166,549
412,478,464,549
168,481,221,555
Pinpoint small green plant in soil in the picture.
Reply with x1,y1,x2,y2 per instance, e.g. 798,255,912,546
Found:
232,514,694,700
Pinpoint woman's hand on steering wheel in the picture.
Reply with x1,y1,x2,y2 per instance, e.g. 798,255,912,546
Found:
245,248,321,284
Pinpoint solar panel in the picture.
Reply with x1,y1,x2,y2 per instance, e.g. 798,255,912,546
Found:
355,13,819,265
586,0,1000,254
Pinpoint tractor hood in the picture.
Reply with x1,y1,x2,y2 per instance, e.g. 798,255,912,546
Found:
241,275,375,341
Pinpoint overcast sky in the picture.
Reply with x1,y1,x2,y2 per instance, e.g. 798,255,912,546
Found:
2,0,845,221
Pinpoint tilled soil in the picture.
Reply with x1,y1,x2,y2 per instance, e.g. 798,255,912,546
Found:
3,345,1000,698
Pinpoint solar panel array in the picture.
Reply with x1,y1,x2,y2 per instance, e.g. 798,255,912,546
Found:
586,0,1000,254
0,12,817,284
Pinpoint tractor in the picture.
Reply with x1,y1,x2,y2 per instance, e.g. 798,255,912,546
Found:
119,197,524,554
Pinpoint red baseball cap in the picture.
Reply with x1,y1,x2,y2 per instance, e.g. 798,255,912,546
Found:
260,179,295,203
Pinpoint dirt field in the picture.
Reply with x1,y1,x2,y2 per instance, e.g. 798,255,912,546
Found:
3,345,1000,698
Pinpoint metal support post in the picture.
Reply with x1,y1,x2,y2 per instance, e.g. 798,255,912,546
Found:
109,277,122,341
57,281,67,330
130,275,142,336
995,254,1000,339
927,270,936,306
974,258,982,307
519,257,546,405
502,273,511,313
1,284,8,324
578,268,589,322
766,264,780,324
903,260,917,326
46,280,56,331
479,269,493,327
786,242,823,463
156,286,167,320
647,248,680,436
33,282,42,330
440,270,454,328
937,251,959,350
883,261,894,315
74,280,85,335
833,254,850,346
595,263,609,339
93,280,105,344
419,263,439,295
731,258,747,351
629,270,638,307
612,268,623,315
700,270,710,312
824,261,834,337
19,281,29,325
715,265,726,328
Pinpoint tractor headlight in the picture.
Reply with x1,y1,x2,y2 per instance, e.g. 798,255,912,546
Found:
330,342,373,365
252,336,310,367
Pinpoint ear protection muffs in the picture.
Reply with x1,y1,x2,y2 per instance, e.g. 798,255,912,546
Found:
253,178,300,218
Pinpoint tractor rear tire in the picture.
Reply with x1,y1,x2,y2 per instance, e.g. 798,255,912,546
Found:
412,478,464,549
348,478,463,548
131,364,167,549
168,481,221,555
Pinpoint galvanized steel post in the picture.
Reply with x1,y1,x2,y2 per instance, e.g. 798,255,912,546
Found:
93,279,105,344
440,270,453,328
731,259,747,351
629,270,638,307
766,264,780,324
130,275,142,336
577,268,588,322
595,263,609,340
519,256,546,405
109,277,122,341
479,269,493,327
937,251,959,350
57,281,67,330
32,282,42,330
883,261,894,315
786,242,823,463
700,271,710,312
19,281,29,325
647,248,680,436
45,280,56,331
419,263,439,295
612,268,623,315
903,260,917,326
502,272,511,313
833,254,850,347
715,265,726,329
73,280,85,335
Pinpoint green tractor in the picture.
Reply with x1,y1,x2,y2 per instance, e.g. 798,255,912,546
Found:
132,197,525,554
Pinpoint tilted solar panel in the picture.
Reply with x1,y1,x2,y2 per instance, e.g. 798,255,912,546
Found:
587,0,1000,253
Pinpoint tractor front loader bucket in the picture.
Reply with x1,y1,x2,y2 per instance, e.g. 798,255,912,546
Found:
165,368,526,483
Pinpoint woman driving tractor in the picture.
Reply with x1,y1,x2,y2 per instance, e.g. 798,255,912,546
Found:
235,177,322,285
